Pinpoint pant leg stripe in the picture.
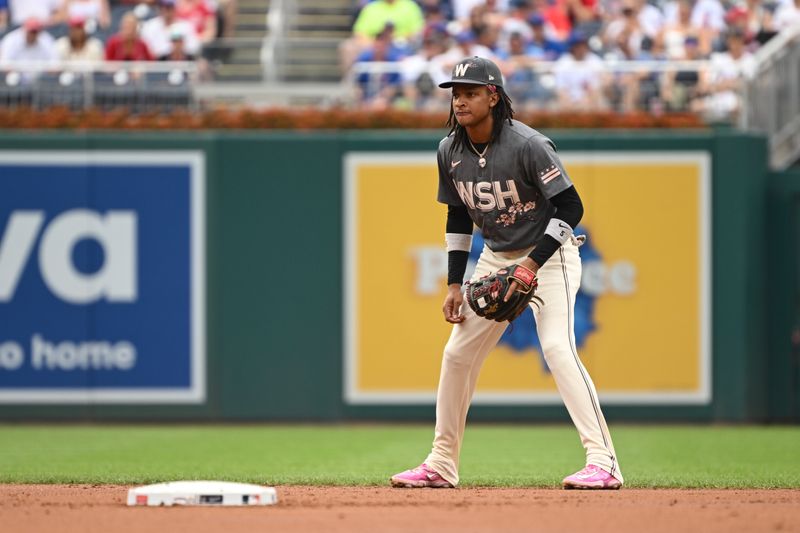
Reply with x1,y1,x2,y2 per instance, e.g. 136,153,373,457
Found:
559,247,617,476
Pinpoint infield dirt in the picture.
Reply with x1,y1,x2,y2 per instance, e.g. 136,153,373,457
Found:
1,485,798,532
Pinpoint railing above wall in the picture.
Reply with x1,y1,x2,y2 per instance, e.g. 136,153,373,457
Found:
0,60,199,113
741,24,800,170
262,0,286,83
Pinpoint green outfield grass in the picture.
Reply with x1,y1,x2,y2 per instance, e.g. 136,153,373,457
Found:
0,424,798,488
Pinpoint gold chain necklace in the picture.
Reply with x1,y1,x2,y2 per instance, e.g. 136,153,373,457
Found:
467,138,489,168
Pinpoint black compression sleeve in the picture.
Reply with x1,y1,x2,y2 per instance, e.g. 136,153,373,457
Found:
447,204,473,234
448,251,469,285
548,185,583,228
446,204,473,285
528,235,561,267
529,186,584,267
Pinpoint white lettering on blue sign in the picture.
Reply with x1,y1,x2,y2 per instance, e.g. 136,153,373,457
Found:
31,334,136,371
0,209,138,304
0,341,24,370
0,336,137,372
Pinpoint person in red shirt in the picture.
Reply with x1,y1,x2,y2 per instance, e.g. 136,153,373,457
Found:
105,11,153,60
536,0,572,41
176,0,216,44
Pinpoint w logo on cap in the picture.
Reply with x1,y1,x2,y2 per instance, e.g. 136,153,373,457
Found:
439,57,503,89
453,63,470,77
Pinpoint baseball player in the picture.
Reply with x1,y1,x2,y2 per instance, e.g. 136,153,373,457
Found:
390,56,623,490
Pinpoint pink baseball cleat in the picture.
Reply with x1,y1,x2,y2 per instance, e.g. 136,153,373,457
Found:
390,463,454,488
562,464,623,490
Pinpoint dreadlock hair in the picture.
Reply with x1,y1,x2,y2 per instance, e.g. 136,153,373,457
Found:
446,85,515,158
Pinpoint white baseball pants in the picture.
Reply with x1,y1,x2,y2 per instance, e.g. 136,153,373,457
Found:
425,237,622,486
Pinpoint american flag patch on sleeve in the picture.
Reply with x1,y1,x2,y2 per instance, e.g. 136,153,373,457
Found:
538,164,561,185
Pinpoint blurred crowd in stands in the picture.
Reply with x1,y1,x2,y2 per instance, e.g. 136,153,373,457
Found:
0,0,235,66
1,0,798,118
344,0,800,118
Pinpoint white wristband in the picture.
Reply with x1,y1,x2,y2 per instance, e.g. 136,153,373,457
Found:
545,218,573,245
446,233,472,252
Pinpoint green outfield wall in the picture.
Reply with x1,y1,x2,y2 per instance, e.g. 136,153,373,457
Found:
0,129,790,422
767,168,800,421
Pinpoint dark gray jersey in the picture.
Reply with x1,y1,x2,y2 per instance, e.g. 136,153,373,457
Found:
437,119,572,252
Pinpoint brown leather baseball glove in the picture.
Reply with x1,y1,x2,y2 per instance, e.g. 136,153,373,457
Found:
465,264,538,322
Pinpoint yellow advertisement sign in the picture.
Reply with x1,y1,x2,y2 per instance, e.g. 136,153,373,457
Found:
344,152,711,405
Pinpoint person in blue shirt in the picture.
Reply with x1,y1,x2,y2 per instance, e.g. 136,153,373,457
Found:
525,13,564,61
354,23,406,106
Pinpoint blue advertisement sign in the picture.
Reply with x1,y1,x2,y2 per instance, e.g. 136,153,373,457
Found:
0,152,205,403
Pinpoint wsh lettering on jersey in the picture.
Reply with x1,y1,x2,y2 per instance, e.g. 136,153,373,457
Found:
453,179,520,211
